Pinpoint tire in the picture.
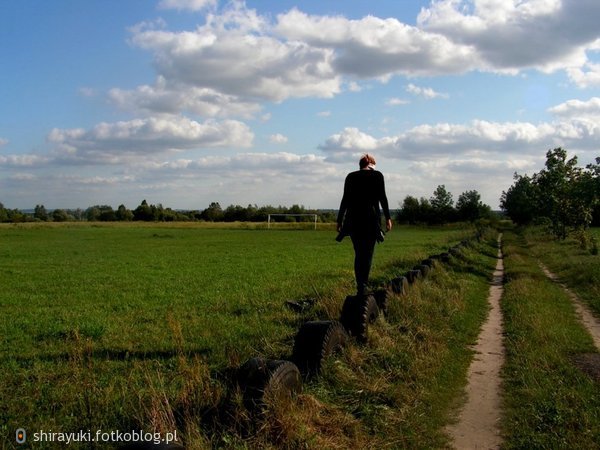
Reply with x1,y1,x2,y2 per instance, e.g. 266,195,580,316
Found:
414,264,430,277
389,276,408,295
340,294,379,343
421,258,435,268
406,269,421,284
373,289,389,315
237,358,302,410
292,320,348,375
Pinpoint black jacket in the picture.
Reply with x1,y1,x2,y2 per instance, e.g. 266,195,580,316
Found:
337,169,391,239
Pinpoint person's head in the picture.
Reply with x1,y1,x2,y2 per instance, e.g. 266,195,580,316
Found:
359,153,376,170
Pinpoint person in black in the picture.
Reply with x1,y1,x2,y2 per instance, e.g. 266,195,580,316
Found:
337,154,392,295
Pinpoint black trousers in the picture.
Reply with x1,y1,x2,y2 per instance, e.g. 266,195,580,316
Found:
351,234,377,295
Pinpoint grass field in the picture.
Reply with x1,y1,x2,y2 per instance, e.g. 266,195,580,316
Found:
1,222,485,448
6,223,598,448
500,229,600,448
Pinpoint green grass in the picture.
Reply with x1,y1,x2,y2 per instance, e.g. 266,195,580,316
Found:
2,222,485,448
500,229,600,449
309,237,498,449
207,231,500,449
517,226,600,315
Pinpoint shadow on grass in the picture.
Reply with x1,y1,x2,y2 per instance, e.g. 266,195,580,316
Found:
4,347,213,364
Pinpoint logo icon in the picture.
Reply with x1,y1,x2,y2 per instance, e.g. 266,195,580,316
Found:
16,428,26,444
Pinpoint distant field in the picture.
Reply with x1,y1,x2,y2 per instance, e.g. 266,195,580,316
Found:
0,222,472,446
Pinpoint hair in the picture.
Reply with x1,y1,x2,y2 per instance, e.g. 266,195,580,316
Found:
359,153,376,169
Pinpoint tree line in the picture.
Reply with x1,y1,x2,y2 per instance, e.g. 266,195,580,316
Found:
0,200,336,223
396,185,494,225
5,147,594,231
500,148,599,239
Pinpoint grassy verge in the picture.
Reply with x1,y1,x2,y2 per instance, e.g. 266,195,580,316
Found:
500,229,600,449
0,223,495,448
517,227,600,316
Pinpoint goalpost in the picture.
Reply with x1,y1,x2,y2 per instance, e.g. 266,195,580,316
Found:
267,213,318,230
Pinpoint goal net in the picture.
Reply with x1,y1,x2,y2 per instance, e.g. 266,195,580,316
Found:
267,214,318,230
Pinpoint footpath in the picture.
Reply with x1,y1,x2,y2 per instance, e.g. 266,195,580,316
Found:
447,234,505,450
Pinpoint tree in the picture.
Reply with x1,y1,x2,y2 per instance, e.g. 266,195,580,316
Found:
133,200,154,221
224,204,248,222
116,204,133,221
200,202,224,221
0,202,8,222
533,148,589,238
430,185,455,224
582,157,600,226
397,195,421,224
86,205,116,221
34,204,49,221
500,174,538,225
52,209,71,222
456,190,491,222
501,148,598,238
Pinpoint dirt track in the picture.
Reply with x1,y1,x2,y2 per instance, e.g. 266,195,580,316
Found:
446,240,600,449
447,234,505,450
539,263,600,350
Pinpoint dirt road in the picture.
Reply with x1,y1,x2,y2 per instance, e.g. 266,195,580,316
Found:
447,234,505,450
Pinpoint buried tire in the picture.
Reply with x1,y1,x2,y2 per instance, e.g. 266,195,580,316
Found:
389,276,409,296
421,258,435,268
414,264,430,278
340,294,379,343
373,289,389,315
405,269,422,284
237,358,302,410
292,320,348,375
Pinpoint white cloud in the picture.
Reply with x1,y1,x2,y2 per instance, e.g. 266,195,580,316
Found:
320,103,600,162
129,5,341,103
276,8,479,78
0,154,50,167
109,77,261,118
115,1,600,128
125,152,343,208
566,62,600,88
269,133,288,144
0,138,8,147
548,97,600,118
157,0,216,12
386,98,410,106
417,0,600,74
406,83,448,99
9,172,36,181
346,81,362,92
47,116,253,164
319,127,397,162
317,110,332,117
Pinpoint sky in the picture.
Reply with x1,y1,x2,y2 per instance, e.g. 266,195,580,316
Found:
1,0,599,211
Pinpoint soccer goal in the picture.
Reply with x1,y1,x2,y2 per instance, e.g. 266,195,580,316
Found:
267,214,318,230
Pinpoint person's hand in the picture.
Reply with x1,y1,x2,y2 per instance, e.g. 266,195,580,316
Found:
337,224,342,233
386,219,392,232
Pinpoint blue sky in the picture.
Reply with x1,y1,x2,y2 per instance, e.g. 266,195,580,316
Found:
1,0,599,210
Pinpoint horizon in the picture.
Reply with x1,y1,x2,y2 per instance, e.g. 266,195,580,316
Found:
1,0,599,211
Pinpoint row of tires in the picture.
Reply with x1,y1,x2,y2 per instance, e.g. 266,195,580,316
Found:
123,239,473,448
236,240,472,412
